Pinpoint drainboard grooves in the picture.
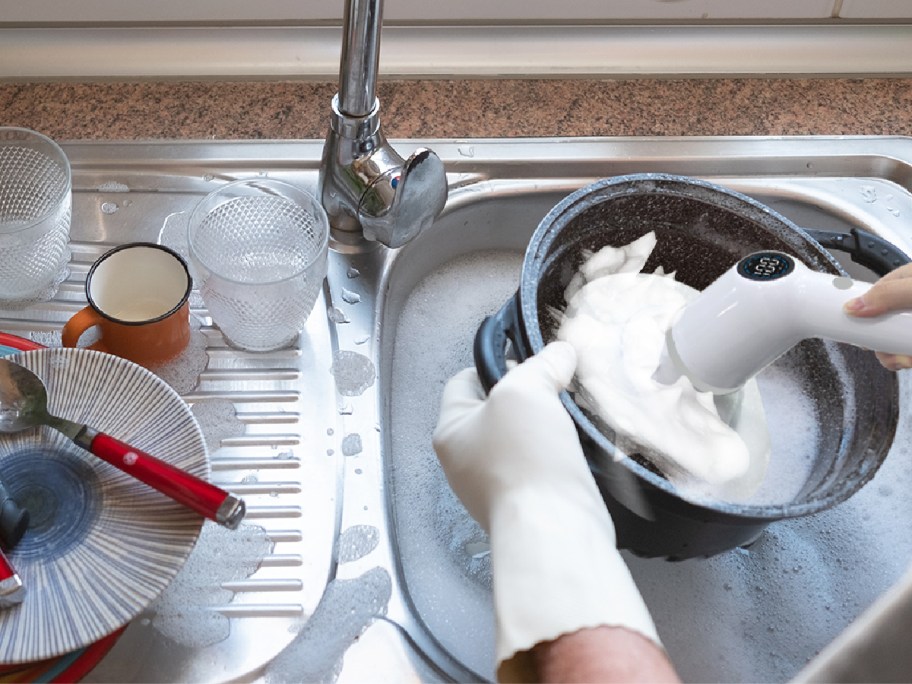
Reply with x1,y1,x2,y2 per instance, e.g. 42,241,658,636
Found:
263,530,305,543
198,369,302,382
236,411,301,424
220,435,300,447
214,605,304,617
243,505,303,519
221,579,304,592
182,390,299,402
259,554,306,567
228,482,302,495
210,457,301,470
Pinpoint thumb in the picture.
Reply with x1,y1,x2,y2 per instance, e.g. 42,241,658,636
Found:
844,280,912,317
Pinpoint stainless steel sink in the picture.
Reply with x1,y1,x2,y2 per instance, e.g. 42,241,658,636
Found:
4,137,912,683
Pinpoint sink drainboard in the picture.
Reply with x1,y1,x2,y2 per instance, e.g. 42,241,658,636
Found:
0,137,909,683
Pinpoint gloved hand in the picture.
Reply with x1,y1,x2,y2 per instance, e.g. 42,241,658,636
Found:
433,341,661,682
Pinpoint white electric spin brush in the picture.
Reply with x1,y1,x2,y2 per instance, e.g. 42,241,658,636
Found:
655,251,912,394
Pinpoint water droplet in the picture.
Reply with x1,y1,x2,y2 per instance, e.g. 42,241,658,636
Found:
338,400,353,416
203,173,215,182
97,181,130,192
860,185,877,203
354,334,370,345
342,433,363,456
336,525,379,563
347,267,361,279
888,207,901,217
341,288,361,305
327,428,335,436
328,307,350,324
458,146,476,158
330,350,376,396
101,201,118,214
464,540,490,559
354,468,363,475
327,448,335,456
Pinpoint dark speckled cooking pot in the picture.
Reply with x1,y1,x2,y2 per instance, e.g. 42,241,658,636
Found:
475,173,909,560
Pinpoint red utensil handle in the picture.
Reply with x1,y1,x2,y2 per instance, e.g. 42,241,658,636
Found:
0,549,24,608
86,431,245,529
0,549,15,581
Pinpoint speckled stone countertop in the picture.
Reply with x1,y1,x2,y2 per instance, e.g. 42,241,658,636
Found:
1,78,911,140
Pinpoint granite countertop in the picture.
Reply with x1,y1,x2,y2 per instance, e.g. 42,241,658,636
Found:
1,78,911,141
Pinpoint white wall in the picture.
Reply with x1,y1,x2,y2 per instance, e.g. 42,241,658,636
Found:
1,1,910,80
3,0,910,25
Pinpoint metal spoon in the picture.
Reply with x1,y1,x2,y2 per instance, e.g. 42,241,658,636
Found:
0,359,245,529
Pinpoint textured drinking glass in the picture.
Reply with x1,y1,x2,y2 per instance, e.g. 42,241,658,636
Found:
188,179,329,351
0,128,72,306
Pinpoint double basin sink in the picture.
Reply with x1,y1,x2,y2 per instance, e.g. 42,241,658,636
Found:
3,137,912,682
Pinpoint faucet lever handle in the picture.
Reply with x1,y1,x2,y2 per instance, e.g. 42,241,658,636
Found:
360,148,447,248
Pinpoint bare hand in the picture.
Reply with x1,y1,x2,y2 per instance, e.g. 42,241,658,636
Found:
844,263,912,370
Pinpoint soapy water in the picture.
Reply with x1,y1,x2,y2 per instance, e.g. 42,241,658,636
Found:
190,399,246,453
148,521,274,648
388,247,912,682
27,315,210,396
264,566,392,684
150,315,209,394
389,250,520,677
336,524,380,563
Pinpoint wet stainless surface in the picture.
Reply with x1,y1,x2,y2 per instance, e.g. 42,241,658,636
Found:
1,136,912,682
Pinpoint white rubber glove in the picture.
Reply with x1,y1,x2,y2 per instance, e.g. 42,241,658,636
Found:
433,341,661,682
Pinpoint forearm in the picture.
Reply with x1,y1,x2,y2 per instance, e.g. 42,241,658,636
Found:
489,491,662,680
532,626,680,684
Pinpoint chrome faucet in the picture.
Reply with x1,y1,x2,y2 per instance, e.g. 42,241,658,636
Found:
318,0,448,248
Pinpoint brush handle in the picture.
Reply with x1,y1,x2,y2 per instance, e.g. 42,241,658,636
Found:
78,429,245,529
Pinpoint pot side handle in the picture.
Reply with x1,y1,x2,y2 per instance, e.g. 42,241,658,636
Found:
805,227,910,276
474,293,530,394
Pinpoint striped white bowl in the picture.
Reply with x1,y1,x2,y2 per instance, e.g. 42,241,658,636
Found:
0,347,207,663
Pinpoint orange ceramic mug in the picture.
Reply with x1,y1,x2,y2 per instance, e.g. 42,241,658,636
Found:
62,242,192,367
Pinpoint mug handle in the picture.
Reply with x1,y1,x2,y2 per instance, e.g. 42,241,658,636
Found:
61,306,108,353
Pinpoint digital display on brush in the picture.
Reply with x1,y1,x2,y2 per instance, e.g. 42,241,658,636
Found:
737,252,794,281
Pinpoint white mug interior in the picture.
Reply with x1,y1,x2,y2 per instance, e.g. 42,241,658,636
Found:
88,244,191,323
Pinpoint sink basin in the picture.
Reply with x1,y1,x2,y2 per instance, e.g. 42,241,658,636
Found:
2,137,912,683
375,137,912,683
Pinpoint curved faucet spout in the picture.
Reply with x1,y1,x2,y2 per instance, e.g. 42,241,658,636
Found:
318,0,448,248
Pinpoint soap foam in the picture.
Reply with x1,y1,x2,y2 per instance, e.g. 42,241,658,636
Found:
557,233,771,503
389,249,522,680
149,521,274,648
